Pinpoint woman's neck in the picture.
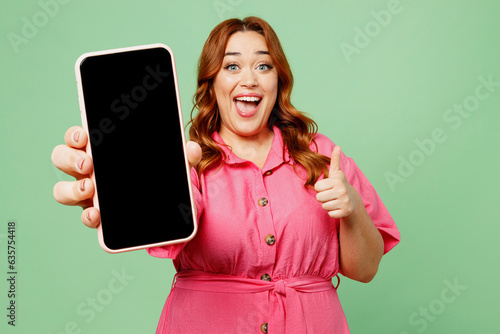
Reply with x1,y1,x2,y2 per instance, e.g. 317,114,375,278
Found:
219,127,274,169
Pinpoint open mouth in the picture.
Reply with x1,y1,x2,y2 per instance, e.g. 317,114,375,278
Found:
234,96,262,118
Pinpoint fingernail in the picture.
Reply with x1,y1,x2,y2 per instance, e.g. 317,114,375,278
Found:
73,130,80,143
86,210,91,222
76,158,84,171
79,179,86,192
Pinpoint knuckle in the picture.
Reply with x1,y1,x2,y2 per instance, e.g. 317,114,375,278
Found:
53,182,69,203
322,201,332,211
52,183,61,202
328,211,339,219
51,145,65,165
338,187,348,197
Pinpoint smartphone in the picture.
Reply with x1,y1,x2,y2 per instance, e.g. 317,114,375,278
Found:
75,44,197,253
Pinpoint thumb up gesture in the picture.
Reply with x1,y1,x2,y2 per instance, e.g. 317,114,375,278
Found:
314,146,362,219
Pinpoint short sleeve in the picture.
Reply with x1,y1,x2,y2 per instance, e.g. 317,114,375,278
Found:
342,156,400,254
146,167,204,259
312,133,400,254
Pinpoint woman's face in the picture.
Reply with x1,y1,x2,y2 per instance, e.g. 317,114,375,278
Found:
213,31,278,140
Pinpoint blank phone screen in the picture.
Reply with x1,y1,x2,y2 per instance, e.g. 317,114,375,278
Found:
78,46,194,251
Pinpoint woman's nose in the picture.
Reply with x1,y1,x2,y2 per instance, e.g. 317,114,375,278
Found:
240,68,258,88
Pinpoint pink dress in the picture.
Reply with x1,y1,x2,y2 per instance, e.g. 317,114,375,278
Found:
148,126,400,333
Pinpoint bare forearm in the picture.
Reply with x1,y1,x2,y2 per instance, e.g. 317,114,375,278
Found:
314,146,385,282
338,203,384,283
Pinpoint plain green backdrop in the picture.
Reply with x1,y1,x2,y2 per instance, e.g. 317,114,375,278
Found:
1,0,499,333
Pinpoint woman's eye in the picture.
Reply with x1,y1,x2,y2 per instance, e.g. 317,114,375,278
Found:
225,64,239,71
257,64,273,71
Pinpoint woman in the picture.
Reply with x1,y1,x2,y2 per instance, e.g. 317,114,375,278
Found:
52,16,400,333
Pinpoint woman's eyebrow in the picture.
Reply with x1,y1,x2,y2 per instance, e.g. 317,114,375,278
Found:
224,50,270,56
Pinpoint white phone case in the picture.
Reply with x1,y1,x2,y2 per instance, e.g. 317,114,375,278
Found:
75,43,197,253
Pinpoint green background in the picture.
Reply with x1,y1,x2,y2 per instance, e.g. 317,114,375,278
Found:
1,0,499,333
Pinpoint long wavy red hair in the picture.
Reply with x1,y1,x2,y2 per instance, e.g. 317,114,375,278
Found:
188,16,330,186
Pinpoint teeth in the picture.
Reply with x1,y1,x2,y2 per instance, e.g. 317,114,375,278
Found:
235,96,261,102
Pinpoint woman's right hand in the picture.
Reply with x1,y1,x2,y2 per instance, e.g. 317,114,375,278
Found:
51,126,203,229
51,126,100,228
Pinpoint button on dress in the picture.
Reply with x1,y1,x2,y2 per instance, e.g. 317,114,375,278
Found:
148,126,400,333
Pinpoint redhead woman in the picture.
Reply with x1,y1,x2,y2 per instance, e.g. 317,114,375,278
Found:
52,16,400,333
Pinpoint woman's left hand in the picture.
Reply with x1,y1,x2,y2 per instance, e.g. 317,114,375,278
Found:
314,146,363,219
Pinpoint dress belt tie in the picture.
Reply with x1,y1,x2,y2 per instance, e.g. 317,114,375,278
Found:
171,270,339,333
